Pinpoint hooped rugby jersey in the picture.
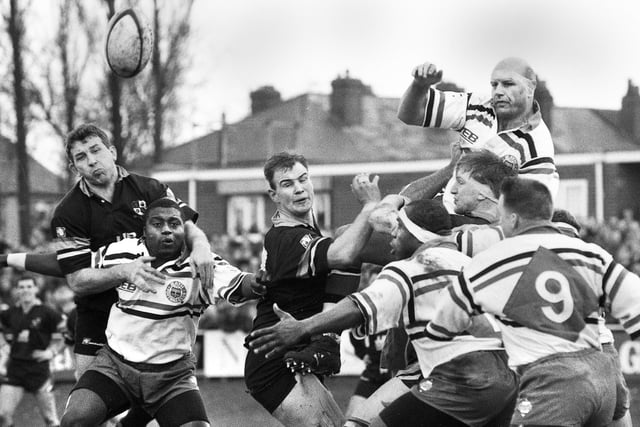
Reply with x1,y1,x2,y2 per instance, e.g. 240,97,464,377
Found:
426,226,640,367
51,167,197,313
349,246,502,377
94,238,248,364
421,89,559,205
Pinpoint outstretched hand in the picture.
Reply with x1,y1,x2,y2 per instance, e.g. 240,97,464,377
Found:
351,173,381,206
247,304,306,359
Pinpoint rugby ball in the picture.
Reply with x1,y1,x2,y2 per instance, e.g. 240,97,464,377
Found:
105,9,153,78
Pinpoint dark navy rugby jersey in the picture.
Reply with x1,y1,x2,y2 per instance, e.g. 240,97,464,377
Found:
252,220,333,331
50,167,197,313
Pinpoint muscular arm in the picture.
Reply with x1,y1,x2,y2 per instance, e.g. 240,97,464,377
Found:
397,62,443,125
397,80,431,125
0,253,64,277
66,256,165,297
399,141,462,202
248,298,365,358
326,202,378,268
399,164,454,201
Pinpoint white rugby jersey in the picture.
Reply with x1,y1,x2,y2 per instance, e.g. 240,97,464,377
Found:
422,89,559,206
93,238,249,363
426,227,640,367
349,246,502,377
453,224,504,257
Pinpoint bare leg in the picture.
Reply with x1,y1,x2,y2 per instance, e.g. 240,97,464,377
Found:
344,377,409,427
34,378,60,426
61,388,109,427
272,374,344,427
0,384,24,427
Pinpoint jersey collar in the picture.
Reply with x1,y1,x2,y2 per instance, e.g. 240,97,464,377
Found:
78,165,130,197
271,209,319,231
513,221,560,236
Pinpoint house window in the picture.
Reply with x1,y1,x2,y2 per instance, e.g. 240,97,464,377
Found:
555,179,589,219
314,192,331,230
227,195,265,236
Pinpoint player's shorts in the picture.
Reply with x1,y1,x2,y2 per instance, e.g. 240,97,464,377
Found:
75,346,201,418
409,350,517,426
512,348,616,426
602,343,631,421
244,347,300,413
380,391,468,427
74,309,109,356
395,360,422,388
5,358,51,393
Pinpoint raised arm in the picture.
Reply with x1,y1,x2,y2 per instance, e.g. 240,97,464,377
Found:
397,61,443,125
399,141,462,201
326,174,381,268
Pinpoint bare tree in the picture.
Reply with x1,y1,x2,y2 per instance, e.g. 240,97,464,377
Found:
7,0,30,245
150,0,194,163
29,0,102,182
104,0,125,163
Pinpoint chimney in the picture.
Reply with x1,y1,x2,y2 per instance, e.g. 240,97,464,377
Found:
250,86,281,115
619,79,640,141
534,80,554,130
330,71,372,126
218,112,228,167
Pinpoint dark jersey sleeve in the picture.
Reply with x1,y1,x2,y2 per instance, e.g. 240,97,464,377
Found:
265,226,333,282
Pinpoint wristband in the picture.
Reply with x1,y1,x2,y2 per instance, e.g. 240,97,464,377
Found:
7,253,27,270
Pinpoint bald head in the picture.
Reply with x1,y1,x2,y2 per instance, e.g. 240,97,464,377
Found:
492,57,537,85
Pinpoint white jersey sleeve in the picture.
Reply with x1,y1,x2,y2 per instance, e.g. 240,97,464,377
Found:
422,88,469,130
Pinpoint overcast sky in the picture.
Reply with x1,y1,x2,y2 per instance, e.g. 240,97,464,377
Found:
184,0,640,130
29,0,640,173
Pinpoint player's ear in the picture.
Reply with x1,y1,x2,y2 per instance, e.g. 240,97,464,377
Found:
109,145,117,161
68,161,78,176
268,188,278,202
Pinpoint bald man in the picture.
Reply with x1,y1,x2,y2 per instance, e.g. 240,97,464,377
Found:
397,57,558,210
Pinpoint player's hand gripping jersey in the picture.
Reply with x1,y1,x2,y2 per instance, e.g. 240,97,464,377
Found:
93,237,249,364
426,226,640,367
349,245,502,376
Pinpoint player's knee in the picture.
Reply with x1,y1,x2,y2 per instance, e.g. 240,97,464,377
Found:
0,412,13,427
60,407,101,427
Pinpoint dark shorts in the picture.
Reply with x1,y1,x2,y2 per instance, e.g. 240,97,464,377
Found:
74,309,109,356
410,350,517,427
5,358,51,393
380,392,468,427
395,360,422,388
75,346,203,419
512,348,616,426
244,348,299,413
